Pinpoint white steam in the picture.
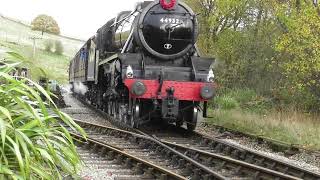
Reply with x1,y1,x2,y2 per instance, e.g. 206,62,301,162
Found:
62,84,73,94
73,82,88,95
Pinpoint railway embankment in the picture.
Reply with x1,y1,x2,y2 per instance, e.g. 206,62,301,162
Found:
203,89,320,151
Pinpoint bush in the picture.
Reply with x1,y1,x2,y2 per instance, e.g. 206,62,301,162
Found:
44,40,53,52
0,53,86,179
274,87,320,112
227,89,257,105
215,95,239,110
214,89,272,113
54,40,64,55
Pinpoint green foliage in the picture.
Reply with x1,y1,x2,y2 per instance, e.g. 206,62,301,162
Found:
215,89,271,113
207,109,320,150
1,40,70,83
226,89,257,105
215,95,239,110
31,14,60,35
186,0,320,111
0,53,86,179
275,3,320,111
44,40,54,52
0,15,85,57
43,40,64,55
54,40,64,55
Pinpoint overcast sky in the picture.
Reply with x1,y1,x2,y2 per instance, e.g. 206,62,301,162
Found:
0,0,138,39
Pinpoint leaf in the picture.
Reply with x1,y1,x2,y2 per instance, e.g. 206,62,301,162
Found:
0,118,7,150
0,165,14,175
0,106,12,123
23,77,56,109
58,111,87,138
0,53,82,178
36,148,55,165
6,136,25,177
30,165,51,179
6,52,27,61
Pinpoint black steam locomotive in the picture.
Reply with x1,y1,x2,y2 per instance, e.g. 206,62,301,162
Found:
69,0,215,131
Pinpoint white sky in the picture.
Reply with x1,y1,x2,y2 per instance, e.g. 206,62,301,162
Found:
0,0,139,39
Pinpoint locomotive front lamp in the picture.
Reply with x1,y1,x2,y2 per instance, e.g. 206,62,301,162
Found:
126,65,134,79
201,85,215,100
131,81,146,96
160,0,176,10
207,69,215,83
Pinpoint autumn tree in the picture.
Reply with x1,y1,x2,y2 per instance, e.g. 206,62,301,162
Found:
31,14,60,35
185,0,320,110
275,1,320,109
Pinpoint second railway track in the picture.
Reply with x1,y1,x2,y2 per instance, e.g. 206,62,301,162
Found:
138,125,320,180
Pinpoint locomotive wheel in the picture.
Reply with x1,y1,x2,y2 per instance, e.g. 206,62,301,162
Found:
112,101,117,119
119,103,128,123
130,102,140,128
186,107,198,132
107,100,112,115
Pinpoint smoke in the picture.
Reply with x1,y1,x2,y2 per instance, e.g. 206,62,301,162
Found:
62,84,73,94
73,82,88,95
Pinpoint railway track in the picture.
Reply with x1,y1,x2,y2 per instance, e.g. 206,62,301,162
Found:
73,141,146,179
66,94,320,179
68,119,302,180
72,133,186,180
138,125,320,180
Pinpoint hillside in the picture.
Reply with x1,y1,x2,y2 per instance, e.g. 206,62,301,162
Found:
0,15,86,83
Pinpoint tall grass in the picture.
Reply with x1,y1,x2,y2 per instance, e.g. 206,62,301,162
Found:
213,88,272,113
208,88,320,150
0,52,85,179
208,109,320,150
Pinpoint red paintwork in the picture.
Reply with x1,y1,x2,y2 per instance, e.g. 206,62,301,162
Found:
124,79,213,101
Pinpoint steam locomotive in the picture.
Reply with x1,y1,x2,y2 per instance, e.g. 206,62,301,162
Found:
69,0,215,131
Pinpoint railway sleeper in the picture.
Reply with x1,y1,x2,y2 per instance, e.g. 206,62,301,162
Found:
73,134,186,180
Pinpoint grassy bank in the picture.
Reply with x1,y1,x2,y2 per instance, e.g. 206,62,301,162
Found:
207,89,320,150
0,40,70,83
0,15,85,83
0,15,84,57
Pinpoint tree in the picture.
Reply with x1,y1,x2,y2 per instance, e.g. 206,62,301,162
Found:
54,40,64,55
184,0,320,110
275,1,320,109
31,14,60,35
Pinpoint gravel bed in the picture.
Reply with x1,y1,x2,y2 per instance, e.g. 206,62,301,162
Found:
61,94,140,179
196,123,320,174
61,93,112,127
76,147,143,180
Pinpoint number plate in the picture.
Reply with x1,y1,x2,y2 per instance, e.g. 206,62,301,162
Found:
160,17,182,24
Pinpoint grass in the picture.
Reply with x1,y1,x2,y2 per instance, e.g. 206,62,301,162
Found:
0,15,84,57
207,89,320,150
1,41,70,83
0,57,86,179
0,15,85,83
